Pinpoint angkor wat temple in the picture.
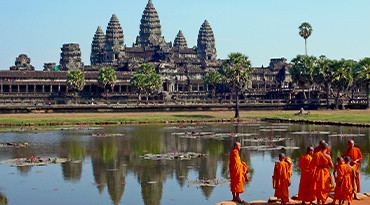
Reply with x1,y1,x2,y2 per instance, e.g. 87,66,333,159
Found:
1,0,293,106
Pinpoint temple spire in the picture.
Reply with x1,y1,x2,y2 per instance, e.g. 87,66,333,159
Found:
90,26,106,65
197,19,217,60
105,14,125,62
135,0,166,48
173,30,187,49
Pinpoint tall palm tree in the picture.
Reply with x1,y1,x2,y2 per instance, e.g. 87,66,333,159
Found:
219,52,253,118
299,22,313,56
98,67,117,104
66,70,85,105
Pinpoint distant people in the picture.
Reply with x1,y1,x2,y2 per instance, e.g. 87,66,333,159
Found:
333,157,344,205
273,153,290,205
310,143,334,205
298,146,315,204
335,156,357,205
314,140,331,155
342,139,362,200
229,142,249,203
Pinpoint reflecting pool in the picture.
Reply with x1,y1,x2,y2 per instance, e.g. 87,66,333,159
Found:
0,122,369,205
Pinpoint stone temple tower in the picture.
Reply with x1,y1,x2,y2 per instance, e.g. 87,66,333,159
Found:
90,26,106,65
134,0,167,48
105,14,125,63
173,30,187,49
197,20,217,60
60,43,84,71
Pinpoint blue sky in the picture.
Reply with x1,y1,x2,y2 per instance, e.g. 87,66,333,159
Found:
1,0,370,70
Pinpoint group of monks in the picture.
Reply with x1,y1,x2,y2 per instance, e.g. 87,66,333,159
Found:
229,140,363,205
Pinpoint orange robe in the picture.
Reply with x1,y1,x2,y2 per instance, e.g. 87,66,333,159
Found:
310,152,334,202
314,145,330,155
298,153,315,202
342,147,362,192
335,163,356,204
229,148,249,193
273,161,290,202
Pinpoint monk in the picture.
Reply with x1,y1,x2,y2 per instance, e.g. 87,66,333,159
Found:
310,143,334,205
333,157,344,205
342,140,362,200
229,142,249,203
314,140,331,155
273,153,290,205
298,146,315,205
335,156,357,205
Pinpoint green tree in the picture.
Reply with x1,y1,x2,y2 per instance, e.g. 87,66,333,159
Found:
299,22,313,56
98,67,117,104
290,55,317,100
219,52,253,118
130,64,162,103
204,71,222,100
66,70,85,105
358,58,370,108
332,59,354,109
313,56,335,109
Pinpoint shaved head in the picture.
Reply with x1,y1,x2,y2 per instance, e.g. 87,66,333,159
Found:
344,156,351,163
279,153,285,161
348,140,354,149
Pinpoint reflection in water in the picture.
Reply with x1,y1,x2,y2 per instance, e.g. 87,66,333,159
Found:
0,123,369,205
0,192,7,205
61,140,85,182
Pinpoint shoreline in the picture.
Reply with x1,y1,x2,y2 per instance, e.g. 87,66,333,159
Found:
216,192,370,204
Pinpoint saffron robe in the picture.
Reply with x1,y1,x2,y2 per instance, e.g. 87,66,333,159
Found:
229,148,249,193
285,157,292,186
298,153,315,202
314,145,331,155
273,161,290,202
335,163,356,204
310,152,334,202
342,147,362,192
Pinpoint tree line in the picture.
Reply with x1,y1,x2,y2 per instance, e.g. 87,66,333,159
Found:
290,55,370,109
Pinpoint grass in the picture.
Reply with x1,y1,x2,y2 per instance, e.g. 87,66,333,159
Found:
0,109,370,125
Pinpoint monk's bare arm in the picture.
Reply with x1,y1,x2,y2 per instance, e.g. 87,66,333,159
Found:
323,152,334,168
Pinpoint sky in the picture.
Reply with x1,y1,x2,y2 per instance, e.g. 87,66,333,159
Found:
1,0,370,70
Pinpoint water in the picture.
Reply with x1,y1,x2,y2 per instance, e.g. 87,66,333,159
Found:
0,122,369,205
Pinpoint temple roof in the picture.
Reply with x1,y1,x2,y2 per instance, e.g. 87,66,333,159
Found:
106,14,124,52
135,0,165,48
174,30,187,48
197,20,217,60
91,26,106,65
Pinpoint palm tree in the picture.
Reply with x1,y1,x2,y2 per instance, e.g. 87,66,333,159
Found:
290,55,317,100
299,22,313,55
130,64,162,104
98,67,117,104
332,59,354,109
204,71,222,100
219,52,253,118
358,58,370,108
66,70,85,105
313,56,334,109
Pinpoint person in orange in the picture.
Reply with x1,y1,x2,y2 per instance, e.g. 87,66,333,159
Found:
336,156,357,205
285,157,292,186
333,157,344,205
273,153,290,205
298,146,315,205
310,143,334,205
342,139,362,200
229,142,249,203
314,140,331,155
